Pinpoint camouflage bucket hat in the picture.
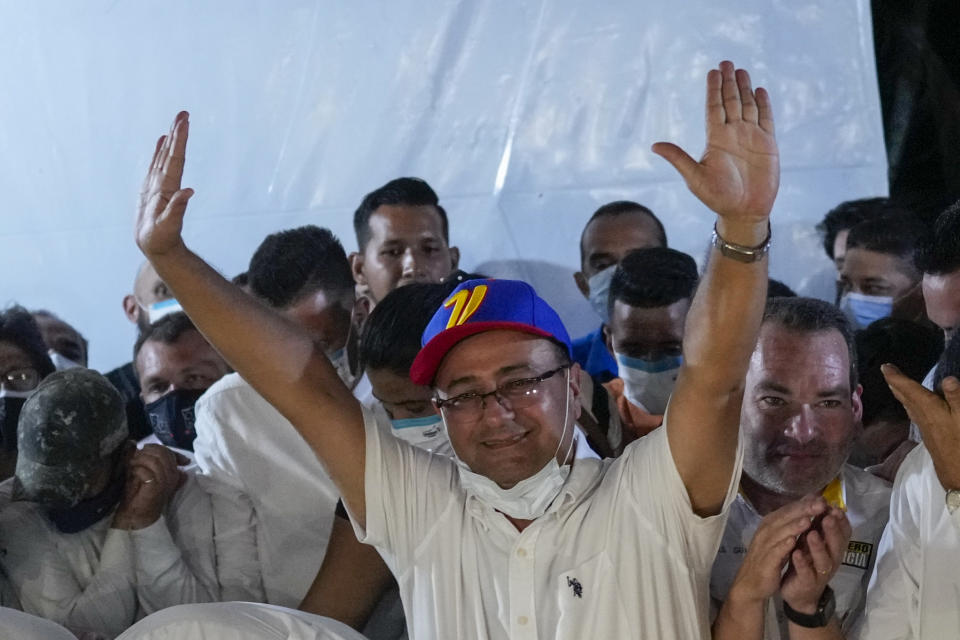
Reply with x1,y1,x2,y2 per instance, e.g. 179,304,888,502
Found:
13,368,128,508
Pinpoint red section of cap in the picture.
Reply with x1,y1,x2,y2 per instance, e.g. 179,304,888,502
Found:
409,321,554,385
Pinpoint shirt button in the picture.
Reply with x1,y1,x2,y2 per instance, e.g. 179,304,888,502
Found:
516,548,527,558
518,616,528,625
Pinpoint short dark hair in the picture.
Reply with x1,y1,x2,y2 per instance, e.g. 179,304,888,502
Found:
856,318,943,426
0,306,55,378
915,200,960,275
353,178,450,251
608,248,698,313
133,312,200,363
231,272,249,287
767,279,797,298
248,226,354,309
579,201,667,265
360,282,459,376
934,331,960,395
816,197,902,260
845,213,929,270
762,297,859,388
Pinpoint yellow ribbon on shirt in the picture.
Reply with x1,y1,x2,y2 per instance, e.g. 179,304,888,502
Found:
821,476,846,511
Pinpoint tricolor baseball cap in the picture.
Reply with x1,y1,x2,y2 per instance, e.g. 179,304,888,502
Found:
410,279,572,385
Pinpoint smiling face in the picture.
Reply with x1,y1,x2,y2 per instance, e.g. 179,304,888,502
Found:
352,205,459,304
741,323,862,497
433,331,580,489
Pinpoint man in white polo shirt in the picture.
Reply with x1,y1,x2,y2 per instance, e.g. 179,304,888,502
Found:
710,297,891,638
133,60,779,639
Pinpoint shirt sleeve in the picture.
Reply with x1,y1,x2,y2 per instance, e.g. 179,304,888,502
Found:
130,503,218,614
347,406,459,569
0,509,137,638
850,452,923,640
192,386,267,603
617,418,743,573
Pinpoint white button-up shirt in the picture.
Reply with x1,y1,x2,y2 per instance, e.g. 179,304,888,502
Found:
852,443,960,639
350,407,742,640
710,464,891,638
0,474,217,639
192,372,345,606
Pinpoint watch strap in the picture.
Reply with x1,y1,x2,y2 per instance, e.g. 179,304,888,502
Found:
783,585,836,628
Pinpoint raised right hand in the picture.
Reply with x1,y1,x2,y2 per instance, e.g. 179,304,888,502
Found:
135,111,194,258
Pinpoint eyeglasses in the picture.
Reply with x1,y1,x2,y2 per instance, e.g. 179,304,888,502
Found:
434,365,569,425
1,368,40,393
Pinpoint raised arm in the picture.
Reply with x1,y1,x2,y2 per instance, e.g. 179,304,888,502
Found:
134,112,367,522
653,61,779,515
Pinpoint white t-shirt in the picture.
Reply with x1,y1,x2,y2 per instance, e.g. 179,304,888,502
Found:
852,443,960,640
192,372,342,607
116,602,367,640
349,406,742,640
710,464,891,637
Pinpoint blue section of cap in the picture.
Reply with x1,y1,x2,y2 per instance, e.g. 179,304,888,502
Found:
420,279,571,352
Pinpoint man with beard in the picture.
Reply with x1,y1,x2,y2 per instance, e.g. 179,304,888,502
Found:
710,297,891,638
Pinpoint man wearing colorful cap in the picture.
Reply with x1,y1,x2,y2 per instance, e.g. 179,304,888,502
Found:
0,368,217,639
135,61,786,639
710,298,889,639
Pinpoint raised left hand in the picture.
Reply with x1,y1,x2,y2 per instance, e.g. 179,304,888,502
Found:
652,61,779,224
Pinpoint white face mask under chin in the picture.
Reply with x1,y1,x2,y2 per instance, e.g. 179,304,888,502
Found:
445,369,575,520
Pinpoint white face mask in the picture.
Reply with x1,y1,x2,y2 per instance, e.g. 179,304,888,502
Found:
48,349,82,371
390,413,451,455
615,351,682,415
444,369,575,520
587,266,615,324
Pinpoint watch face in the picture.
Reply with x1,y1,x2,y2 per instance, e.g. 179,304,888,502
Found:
947,490,960,514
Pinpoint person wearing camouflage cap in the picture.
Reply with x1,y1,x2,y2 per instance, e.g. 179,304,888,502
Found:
0,368,219,639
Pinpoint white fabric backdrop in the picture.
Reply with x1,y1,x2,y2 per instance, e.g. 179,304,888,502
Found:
0,0,887,371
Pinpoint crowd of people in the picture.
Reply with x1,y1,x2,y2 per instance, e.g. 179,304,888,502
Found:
0,61,958,640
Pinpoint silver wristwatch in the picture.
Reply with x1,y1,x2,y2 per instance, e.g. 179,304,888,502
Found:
946,489,960,515
711,222,771,263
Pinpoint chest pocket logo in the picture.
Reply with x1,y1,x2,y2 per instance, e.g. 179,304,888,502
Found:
841,541,873,570
566,576,582,598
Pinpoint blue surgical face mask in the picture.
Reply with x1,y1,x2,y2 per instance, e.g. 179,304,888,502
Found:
143,298,184,324
615,352,682,415
839,292,893,330
389,414,450,455
587,266,615,324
